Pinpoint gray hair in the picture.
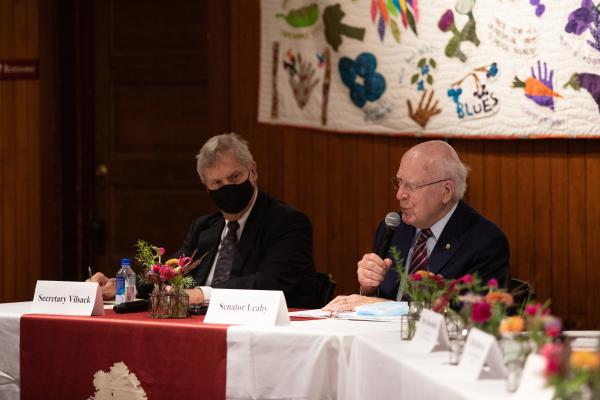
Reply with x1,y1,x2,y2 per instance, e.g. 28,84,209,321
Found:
438,156,470,201
195,133,254,182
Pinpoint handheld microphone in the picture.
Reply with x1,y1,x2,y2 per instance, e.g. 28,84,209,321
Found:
374,212,401,259
113,299,150,314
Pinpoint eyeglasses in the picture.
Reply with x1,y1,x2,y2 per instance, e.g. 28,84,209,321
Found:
392,177,449,193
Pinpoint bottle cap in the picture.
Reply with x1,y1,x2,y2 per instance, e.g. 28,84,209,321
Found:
121,258,131,266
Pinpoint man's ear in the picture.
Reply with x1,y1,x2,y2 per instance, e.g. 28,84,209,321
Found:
442,180,454,203
250,161,258,182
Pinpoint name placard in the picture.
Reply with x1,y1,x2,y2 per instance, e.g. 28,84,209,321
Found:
411,309,450,352
31,280,104,316
458,328,506,380
513,354,555,400
204,289,290,326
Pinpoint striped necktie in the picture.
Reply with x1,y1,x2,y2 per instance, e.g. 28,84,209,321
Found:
409,228,433,273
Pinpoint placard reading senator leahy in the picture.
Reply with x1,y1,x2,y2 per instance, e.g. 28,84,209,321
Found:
204,289,290,326
31,280,105,316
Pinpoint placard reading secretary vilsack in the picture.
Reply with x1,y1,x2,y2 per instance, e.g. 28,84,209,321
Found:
31,280,104,316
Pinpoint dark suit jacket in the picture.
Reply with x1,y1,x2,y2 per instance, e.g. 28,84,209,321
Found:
377,201,510,299
174,190,319,308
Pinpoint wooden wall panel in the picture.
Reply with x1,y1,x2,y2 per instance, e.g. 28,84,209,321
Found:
0,0,41,302
229,1,600,328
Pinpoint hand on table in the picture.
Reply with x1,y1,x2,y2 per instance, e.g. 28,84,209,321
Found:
87,272,116,300
322,294,388,312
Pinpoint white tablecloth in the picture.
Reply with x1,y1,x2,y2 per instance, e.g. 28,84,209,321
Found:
0,302,31,400
346,330,513,400
226,319,401,400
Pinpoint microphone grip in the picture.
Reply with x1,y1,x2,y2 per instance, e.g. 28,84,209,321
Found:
374,226,395,259
113,299,150,314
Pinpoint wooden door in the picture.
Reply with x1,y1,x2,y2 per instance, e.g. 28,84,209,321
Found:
92,0,230,274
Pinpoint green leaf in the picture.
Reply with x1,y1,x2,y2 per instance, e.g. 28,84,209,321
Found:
427,75,433,85
390,19,401,43
429,58,437,69
411,74,419,84
417,58,426,68
387,0,398,17
407,9,417,35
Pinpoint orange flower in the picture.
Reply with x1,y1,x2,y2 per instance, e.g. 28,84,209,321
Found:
485,291,513,306
499,316,525,333
570,351,600,370
165,258,179,267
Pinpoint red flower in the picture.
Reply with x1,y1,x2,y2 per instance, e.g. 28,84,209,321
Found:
410,273,423,281
471,302,492,324
487,278,498,288
525,303,542,317
460,274,473,284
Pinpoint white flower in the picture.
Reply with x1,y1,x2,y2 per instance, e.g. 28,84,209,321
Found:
455,0,475,15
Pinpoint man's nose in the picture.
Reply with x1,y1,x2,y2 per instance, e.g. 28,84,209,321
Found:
396,188,408,201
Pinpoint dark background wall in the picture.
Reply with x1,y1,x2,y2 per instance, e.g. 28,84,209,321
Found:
1,0,599,329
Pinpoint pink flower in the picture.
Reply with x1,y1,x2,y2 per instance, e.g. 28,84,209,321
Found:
541,343,563,377
159,247,165,255
487,278,498,288
471,302,492,324
159,265,175,282
544,317,562,338
410,273,422,282
178,255,191,267
151,264,161,273
460,274,473,284
525,303,542,317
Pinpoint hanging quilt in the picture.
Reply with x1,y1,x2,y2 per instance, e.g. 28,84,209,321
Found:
258,0,600,138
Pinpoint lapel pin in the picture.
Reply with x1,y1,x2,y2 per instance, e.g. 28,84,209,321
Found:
444,243,451,250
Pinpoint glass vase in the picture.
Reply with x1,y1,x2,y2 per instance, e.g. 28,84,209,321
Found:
169,286,190,319
401,302,424,340
149,283,171,319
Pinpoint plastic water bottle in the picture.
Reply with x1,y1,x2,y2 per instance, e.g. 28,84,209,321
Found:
115,258,136,304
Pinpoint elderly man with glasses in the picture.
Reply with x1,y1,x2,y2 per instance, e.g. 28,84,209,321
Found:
324,140,509,311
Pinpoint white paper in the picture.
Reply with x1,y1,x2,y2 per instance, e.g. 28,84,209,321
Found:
411,309,450,352
204,289,290,325
513,354,555,400
288,309,406,322
31,281,104,316
459,328,506,380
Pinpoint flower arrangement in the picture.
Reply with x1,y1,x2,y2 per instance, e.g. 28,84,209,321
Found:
391,246,459,310
541,339,600,399
455,274,514,338
135,240,197,289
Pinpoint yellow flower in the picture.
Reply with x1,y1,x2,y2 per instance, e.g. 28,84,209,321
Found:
570,351,600,370
165,258,179,267
499,316,525,333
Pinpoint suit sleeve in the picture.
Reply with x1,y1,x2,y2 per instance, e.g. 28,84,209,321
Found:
212,209,314,293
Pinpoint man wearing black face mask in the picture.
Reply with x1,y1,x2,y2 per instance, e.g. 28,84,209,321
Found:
177,132,317,307
91,133,319,307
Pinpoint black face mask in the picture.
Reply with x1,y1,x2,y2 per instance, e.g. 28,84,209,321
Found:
208,177,254,214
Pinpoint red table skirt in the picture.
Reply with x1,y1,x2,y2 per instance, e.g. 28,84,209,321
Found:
20,310,229,400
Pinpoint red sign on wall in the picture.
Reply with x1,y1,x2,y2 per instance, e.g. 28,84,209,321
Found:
0,59,39,80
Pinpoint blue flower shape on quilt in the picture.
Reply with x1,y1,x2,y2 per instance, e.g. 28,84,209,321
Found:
339,52,386,108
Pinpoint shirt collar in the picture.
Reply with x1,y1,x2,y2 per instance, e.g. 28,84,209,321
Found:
417,201,459,242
